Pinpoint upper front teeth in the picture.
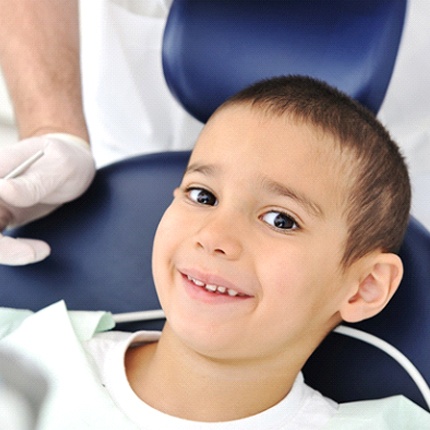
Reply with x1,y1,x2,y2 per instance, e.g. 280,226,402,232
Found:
192,278,205,287
205,284,217,292
187,275,240,297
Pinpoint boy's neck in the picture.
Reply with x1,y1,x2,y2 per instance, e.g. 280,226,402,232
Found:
125,323,304,422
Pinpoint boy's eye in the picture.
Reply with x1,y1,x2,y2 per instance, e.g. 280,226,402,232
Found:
261,211,299,231
187,188,218,206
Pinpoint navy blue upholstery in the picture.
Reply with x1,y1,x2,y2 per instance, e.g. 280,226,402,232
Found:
163,0,406,122
2,0,428,411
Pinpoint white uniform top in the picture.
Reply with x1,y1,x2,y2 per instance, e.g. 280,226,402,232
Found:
79,0,203,168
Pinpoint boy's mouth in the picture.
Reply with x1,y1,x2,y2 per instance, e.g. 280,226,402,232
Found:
185,274,251,298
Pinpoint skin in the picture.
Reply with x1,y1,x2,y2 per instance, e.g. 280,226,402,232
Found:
125,104,402,422
0,0,88,141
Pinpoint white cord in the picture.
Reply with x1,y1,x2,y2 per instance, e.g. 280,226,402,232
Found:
334,324,430,409
112,309,165,324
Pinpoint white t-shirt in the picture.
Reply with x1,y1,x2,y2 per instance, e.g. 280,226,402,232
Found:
85,330,338,429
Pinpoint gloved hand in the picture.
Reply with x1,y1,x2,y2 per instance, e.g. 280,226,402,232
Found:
0,133,96,265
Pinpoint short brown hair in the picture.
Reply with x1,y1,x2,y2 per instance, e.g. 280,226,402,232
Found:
221,75,411,267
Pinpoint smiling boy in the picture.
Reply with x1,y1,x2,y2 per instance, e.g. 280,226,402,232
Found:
1,76,429,428
94,76,422,428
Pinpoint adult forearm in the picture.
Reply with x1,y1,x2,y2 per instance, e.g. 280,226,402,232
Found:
0,0,89,142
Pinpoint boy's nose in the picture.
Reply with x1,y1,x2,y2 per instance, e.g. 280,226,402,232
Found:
194,212,243,259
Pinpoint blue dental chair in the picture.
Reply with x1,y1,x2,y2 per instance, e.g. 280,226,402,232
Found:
2,0,428,411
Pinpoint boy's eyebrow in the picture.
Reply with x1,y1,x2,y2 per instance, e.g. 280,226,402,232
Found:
185,163,218,177
185,162,324,218
260,177,324,219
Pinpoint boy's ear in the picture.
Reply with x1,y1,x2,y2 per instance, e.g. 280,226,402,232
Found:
340,253,403,323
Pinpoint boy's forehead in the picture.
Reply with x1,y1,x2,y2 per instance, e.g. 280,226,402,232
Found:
190,104,353,213
194,103,347,164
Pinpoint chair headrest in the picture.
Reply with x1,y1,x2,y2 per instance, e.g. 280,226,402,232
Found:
163,0,406,122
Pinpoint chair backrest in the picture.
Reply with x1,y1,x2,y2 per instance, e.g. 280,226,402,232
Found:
3,0,427,411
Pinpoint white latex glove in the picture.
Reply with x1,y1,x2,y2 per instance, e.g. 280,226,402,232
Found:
0,133,96,265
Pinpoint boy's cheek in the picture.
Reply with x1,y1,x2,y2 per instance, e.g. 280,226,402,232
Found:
152,211,178,282
154,202,187,248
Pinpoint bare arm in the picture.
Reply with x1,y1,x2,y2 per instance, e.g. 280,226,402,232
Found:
0,0,89,142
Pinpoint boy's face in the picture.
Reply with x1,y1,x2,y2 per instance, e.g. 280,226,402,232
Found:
152,104,359,362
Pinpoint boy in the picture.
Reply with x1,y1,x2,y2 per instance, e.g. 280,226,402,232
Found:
1,76,429,428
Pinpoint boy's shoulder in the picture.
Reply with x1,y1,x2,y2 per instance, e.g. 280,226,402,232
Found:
324,395,430,429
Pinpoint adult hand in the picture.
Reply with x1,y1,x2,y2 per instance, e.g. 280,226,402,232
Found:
0,133,96,265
